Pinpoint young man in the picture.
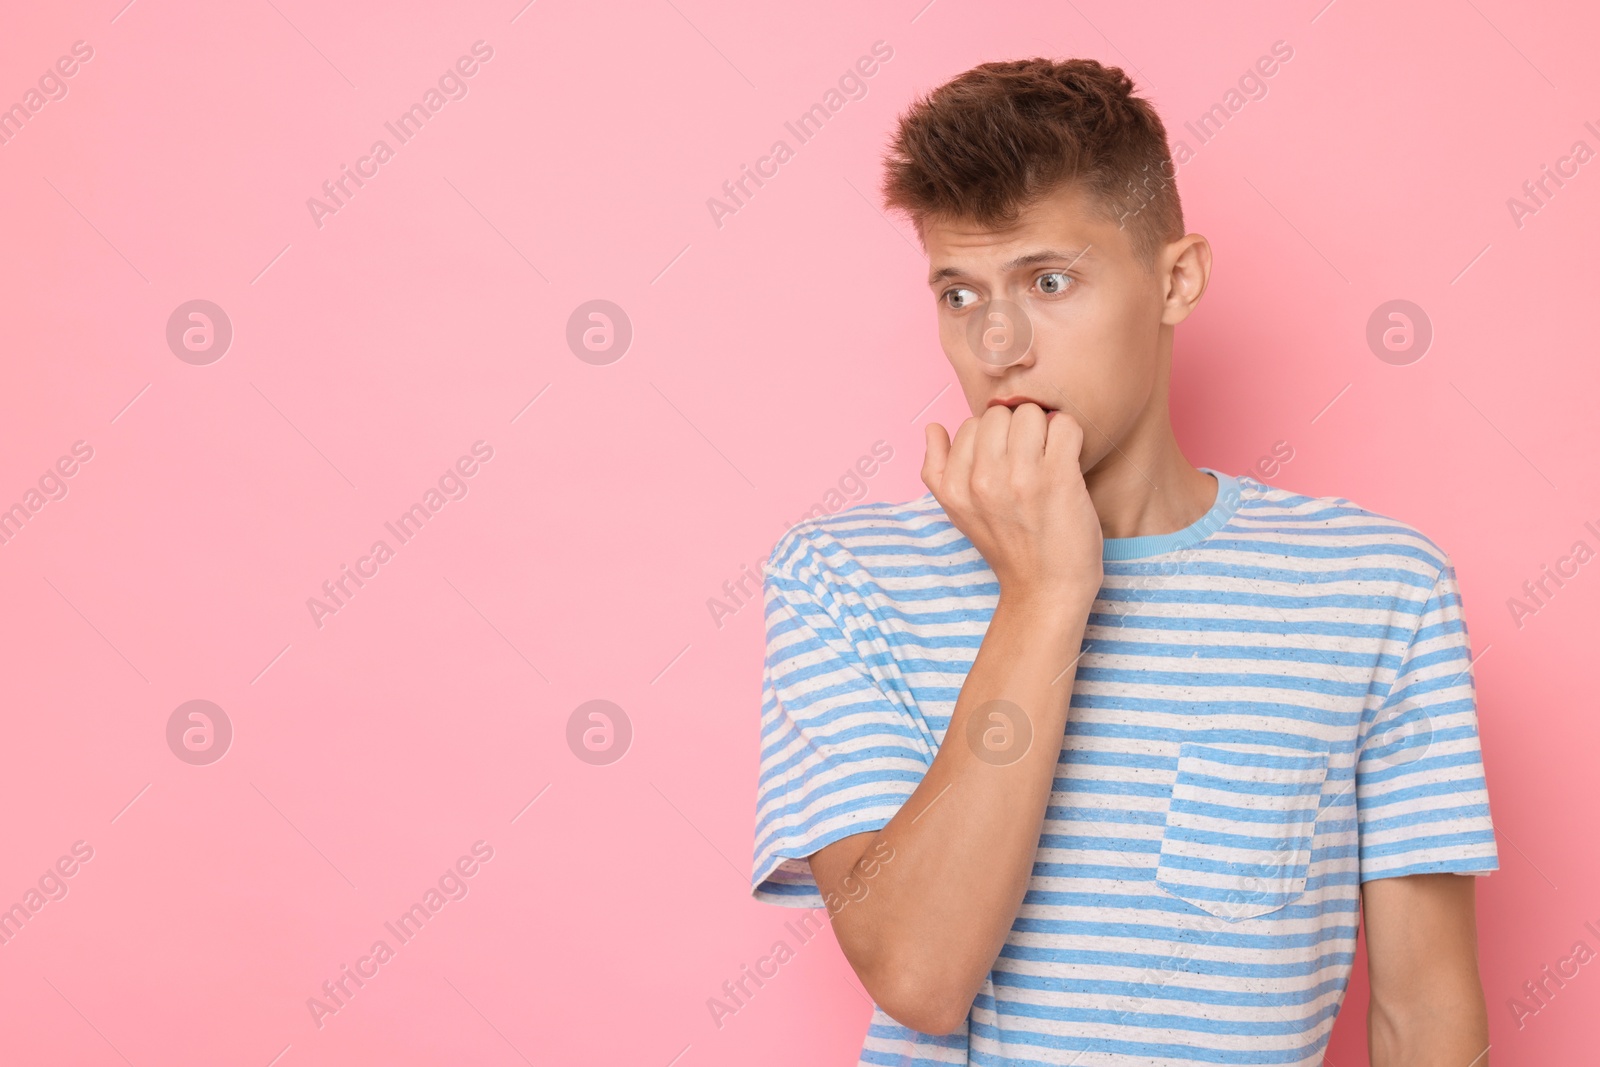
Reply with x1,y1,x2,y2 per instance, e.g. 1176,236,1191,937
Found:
749,58,1498,1065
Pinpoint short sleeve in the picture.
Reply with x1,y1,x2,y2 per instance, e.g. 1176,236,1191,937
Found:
1355,558,1499,882
750,534,931,907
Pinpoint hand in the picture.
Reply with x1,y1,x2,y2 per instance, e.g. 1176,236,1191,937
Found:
921,403,1103,610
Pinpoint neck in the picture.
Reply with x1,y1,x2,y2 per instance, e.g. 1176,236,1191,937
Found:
1081,369,1215,543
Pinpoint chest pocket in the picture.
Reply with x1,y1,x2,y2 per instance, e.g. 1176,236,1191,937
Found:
1154,741,1330,923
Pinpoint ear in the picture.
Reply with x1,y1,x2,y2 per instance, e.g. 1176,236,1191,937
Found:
1160,234,1212,326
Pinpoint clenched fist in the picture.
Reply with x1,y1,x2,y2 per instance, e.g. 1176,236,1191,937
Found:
921,403,1104,612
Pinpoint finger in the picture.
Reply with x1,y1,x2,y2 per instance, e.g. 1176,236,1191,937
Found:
975,403,1013,465
1044,409,1086,467
1007,402,1048,461
944,414,982,496
921,422,951,494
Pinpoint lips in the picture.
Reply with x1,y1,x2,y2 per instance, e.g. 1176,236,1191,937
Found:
988,396,1057,412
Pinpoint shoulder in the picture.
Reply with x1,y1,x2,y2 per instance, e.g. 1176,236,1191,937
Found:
763,491,954,585
1228,474,1453,587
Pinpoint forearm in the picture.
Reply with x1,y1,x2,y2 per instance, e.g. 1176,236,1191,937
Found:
828,590,1090,1032
1369,983,1490,1067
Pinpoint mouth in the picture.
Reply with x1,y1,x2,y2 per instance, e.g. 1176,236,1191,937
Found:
988,396,1058,413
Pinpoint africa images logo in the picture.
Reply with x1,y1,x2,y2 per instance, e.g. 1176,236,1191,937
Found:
306,41,495,229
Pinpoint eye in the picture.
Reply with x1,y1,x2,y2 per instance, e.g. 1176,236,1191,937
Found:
1035,271,1073,296
942,287,980,311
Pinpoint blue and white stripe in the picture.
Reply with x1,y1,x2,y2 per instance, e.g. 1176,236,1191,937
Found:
751,468,1497,1065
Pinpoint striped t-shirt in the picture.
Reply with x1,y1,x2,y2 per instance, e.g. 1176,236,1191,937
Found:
750,468,1497,1066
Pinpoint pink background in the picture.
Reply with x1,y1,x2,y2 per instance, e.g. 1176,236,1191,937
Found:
1,1,1596,1063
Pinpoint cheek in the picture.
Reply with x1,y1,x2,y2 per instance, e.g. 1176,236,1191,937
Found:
1036,301,1123,383
937,318,990,396
1091,292,1162,386
1036,301,1155,425
936,315,965,361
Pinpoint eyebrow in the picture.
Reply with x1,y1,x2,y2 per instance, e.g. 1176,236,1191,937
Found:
926,246,1094,287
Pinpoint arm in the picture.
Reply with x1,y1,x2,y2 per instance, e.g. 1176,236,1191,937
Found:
807,404,1102,1035
808,590,1090,1034
1362,873,1490,1067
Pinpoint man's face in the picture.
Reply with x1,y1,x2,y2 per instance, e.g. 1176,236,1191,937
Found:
922,182,1173,472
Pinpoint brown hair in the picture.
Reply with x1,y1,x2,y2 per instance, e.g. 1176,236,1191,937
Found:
880,58,1183,271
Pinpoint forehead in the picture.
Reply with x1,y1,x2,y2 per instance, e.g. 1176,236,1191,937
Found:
921,183,1129,284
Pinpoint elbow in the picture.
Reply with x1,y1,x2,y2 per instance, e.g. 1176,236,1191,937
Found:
865,968,976,1036
835,924,979,1036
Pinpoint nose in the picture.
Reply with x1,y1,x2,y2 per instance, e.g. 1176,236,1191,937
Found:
970,299,1037,373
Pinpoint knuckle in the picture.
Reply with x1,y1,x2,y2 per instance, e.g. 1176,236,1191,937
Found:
1054,419,1084,443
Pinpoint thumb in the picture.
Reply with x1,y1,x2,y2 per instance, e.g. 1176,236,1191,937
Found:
921,422,951,495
